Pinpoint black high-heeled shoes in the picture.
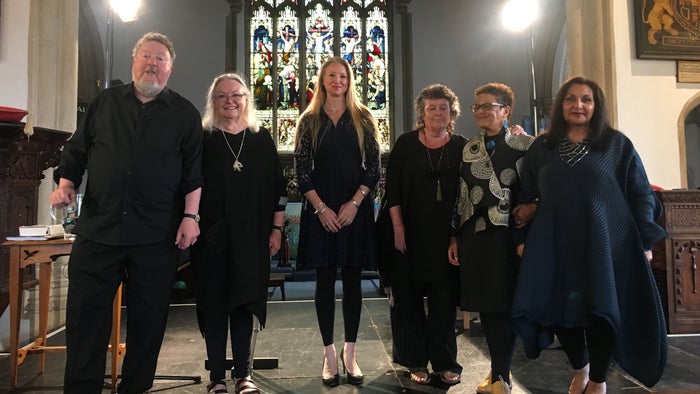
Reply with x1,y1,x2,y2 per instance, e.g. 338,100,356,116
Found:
340,348,364,385
322,354,340,387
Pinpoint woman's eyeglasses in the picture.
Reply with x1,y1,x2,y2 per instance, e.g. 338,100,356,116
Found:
215,93,247,101
470,103,505,112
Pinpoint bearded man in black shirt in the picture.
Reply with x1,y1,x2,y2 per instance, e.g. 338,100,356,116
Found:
50,32,203,394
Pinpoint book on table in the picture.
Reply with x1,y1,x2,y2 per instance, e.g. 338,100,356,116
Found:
19,225,49,236
7,224,65,240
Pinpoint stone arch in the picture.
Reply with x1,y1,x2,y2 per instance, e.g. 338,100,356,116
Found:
676,93,700,189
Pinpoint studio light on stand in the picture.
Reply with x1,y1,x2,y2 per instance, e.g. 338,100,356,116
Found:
501,0,539,135
104,0,142,90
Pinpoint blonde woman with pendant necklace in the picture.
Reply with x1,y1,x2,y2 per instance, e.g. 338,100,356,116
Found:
193,72,287,394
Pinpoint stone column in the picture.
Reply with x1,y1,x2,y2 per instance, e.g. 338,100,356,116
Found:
566,0,617,126
28,0,79,224
26,0,79,339
396,0,413,135
226,0,243,72
28,0,79,135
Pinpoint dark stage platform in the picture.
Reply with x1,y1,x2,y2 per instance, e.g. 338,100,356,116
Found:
2,285,700,393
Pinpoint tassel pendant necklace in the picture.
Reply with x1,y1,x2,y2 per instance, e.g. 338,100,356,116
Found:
221,129,246,172
425,142,447,202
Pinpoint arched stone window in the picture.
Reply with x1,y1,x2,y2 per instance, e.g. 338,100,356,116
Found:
246,0,392,152
683,104,700,188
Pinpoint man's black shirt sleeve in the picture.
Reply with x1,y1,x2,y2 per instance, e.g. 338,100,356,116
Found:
55,83,204,245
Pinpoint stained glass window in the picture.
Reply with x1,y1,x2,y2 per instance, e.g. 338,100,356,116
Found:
247,0,391,152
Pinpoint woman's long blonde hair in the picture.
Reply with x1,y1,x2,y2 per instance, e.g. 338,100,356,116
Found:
295,57,377,153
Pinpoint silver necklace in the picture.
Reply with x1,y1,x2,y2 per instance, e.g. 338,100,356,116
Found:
558,135,590,167
221,129,246,171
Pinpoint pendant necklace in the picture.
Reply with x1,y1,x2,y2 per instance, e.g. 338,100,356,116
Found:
221,128,246,171
424,132,447,202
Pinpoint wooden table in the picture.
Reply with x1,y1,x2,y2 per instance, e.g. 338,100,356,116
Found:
3,239,125,391
268,272,286,301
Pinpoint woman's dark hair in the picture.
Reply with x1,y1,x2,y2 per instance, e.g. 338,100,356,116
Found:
474,82,514,108
545,76,615,150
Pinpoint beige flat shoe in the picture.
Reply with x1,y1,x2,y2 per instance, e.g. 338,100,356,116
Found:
569,364,590,394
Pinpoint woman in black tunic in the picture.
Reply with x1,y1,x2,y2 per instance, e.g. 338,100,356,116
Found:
382,84,465,386
447,83,533,394
192,73,287,394
294,57,380,387
511,77,667,394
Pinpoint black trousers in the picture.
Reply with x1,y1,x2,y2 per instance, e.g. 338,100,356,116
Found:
203,306,254,381
480,312,516,385
63,237,178,394
391,280,462,374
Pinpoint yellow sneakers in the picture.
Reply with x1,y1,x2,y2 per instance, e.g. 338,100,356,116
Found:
476,372,492,393
476,372,513,394
490,378,511,394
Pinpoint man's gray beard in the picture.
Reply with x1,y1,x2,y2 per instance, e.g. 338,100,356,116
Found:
134,79,163,98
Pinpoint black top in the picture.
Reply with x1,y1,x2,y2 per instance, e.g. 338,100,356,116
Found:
384,130,466,283
453,127,533,312
294,109,380,269
454,127,533,242
55,83,204,245
191,127,286,327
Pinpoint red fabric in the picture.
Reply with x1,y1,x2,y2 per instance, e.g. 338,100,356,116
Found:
0,106,28,122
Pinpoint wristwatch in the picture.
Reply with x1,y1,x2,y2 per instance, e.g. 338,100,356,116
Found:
183,213,200,222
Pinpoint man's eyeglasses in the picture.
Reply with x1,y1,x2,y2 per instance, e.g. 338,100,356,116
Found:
215,93,247,101
470,103,505,112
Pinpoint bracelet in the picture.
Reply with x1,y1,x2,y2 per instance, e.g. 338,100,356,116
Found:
351,200,360,208
314,202,327,215
271,225,284,232
359,188,368,197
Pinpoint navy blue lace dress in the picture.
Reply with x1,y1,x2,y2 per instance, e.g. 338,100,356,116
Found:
294,109,380,269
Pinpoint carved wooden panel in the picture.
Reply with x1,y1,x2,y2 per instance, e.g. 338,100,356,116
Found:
672,239,699,313
669,205,700,232
655,190,700,334
0,123,71,312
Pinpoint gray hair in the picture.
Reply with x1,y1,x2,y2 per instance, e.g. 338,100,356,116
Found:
414,84,461,133
202,72,259,133
132,32,176,64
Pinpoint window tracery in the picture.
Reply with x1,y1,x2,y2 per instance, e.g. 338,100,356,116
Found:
248,0,392,152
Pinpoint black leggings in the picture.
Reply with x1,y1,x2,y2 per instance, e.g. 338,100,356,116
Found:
315,266,362,346
480,312,516,385
554,315,615,383
203,306,254,381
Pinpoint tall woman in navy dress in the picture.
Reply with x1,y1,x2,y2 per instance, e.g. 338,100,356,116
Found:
511,77,667,394
382,84,465,386
294,57,380,387
192,73,287,394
